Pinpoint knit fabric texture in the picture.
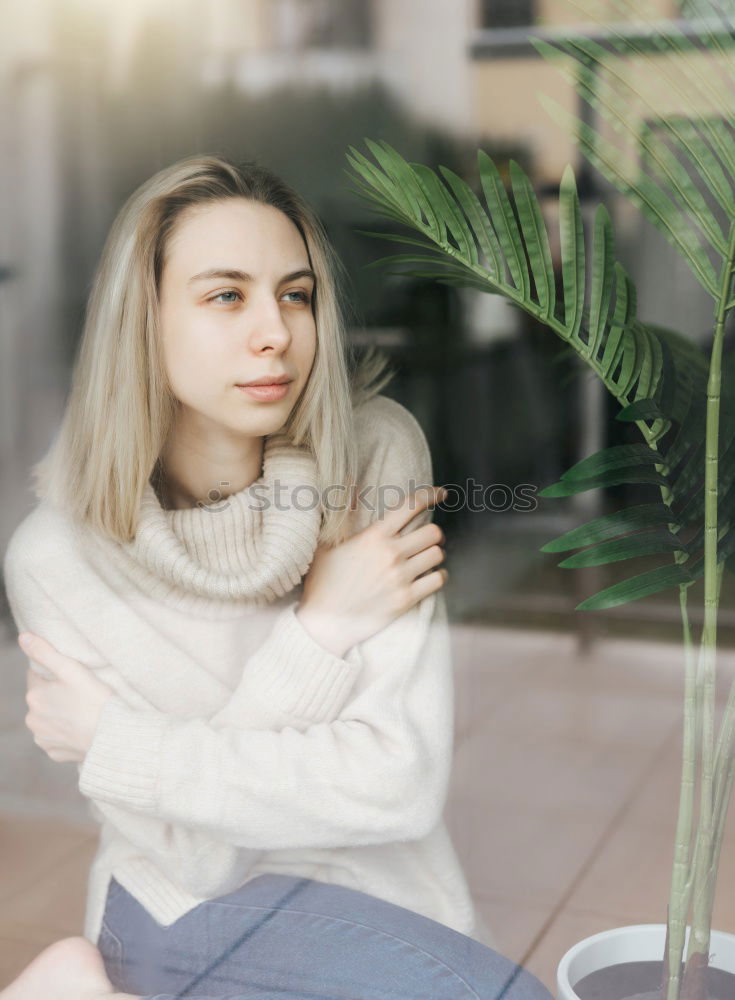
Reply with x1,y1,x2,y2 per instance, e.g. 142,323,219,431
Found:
3,394,486,948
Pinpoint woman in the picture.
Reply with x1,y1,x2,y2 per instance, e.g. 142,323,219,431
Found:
2,155,552,1000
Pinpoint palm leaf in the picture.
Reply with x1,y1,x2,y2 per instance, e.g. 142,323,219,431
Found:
539,466,671,497
576,562,699,611
510,161,556,320
543,32,729,253
593,0,735,178
617,398,668,421
543,347,735,604
540,503,679,552
558,443,663,481
439,165,504,276
530,5,735,302
559,165,586,342
558,528,689,568
478,152,529,294
588,204,617,358
348,139,677,419
345,137,735,607
533,90,720,297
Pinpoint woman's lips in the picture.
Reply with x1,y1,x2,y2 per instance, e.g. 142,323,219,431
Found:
236,382,292,401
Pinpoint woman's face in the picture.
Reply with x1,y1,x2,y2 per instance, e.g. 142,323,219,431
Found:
158,197,317,440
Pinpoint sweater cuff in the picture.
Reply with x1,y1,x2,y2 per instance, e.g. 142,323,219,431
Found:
78,697,165,810
232,603,363,723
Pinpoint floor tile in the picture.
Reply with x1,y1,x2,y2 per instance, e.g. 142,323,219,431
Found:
0,814,94,905
0,916,72,946
0,834,97,935
456,797,608,906
565,811,735,933
449,723,667,823
488,684,681,754
472,895,556,967
0,937,54,990
621,730,692,834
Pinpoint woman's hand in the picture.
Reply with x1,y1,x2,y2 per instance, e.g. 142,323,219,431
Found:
19,632,116,763
296,485,448,658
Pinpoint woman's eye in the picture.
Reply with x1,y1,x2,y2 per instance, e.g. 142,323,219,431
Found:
210,290,241,304
207,289,310,305
283,290,311,304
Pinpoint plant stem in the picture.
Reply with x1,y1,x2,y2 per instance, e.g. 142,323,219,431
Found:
712,728,735,881
694,570,735,969
681,220,735,996
663,582,699,1000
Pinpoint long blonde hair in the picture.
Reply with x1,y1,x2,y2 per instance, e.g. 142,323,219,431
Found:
31,154,395,546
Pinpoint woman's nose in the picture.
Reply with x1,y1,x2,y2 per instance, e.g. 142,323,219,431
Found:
247,294,292,352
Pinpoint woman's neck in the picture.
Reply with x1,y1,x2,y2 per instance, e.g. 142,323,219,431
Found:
156,430,266,511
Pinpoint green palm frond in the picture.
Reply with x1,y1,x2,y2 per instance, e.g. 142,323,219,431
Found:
539,344,735,610
345,136,735,611
530,0,735,303
348,139,674,424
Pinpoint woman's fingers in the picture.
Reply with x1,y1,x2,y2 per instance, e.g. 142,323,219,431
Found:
404,542,446,582
373,486,446,537
26,667,46,689
18,633,79,683
17,632,113,763
408,567,448,604
18,632,89,684
395,520,445,559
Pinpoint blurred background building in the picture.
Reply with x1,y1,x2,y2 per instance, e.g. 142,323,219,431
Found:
2,0,733,641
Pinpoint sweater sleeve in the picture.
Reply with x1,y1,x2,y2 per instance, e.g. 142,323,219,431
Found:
77,604,368,897
2,541,362,898
76,396,453,850
78,586,452,848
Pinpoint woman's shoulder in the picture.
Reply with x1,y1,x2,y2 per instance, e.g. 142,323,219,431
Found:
3,499,80,586
352,393,433,480
3,500,109,667
349,394,435,534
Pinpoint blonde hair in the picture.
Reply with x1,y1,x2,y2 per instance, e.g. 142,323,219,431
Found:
31,154,395,547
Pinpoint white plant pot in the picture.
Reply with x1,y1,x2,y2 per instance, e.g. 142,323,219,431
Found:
557,924,735,1000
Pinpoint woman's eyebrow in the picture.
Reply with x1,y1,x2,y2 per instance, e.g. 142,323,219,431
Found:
187,268,315,286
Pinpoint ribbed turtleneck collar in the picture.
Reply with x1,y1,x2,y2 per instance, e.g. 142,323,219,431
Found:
86,430,322,615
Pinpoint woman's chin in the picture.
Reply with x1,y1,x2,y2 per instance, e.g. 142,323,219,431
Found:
228,402,294,435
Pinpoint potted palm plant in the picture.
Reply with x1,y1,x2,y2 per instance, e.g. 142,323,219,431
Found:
343,2,735,999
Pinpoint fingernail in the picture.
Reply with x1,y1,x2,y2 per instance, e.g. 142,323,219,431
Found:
18,633,33,648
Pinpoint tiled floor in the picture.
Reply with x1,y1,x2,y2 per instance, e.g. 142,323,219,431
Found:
1,622,734,996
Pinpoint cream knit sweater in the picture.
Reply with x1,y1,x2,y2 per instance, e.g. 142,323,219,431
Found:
3,394,487,949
